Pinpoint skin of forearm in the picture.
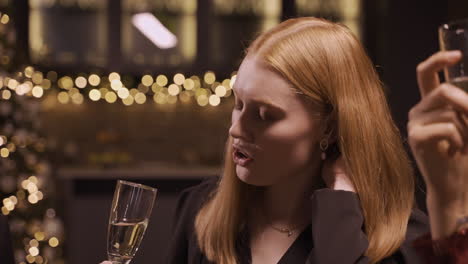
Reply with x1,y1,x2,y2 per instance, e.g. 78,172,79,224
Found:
426,190,467,240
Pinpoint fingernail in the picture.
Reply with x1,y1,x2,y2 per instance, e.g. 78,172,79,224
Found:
448,50,462,58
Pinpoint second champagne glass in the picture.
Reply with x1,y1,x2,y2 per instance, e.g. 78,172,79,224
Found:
439,18,468,92
107,180,157,264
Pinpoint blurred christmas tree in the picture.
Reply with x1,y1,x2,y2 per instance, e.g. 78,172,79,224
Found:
0,3,65,264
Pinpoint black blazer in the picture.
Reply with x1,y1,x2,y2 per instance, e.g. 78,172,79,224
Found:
0,215,15,264
165,177,429,264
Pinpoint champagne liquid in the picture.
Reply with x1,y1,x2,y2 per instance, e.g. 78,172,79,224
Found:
451,76,468,92
107,221,148,264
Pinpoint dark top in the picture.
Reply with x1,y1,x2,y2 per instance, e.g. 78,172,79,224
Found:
165,177,429,264
0,215,15,264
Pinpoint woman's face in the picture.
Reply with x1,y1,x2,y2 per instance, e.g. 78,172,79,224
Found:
229,57,324,186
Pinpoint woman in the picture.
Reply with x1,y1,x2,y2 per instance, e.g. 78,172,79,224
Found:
166,17,429,264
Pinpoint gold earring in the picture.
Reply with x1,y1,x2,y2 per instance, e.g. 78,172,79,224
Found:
320,138,329,160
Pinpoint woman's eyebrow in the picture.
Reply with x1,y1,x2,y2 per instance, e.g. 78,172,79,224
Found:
250,99,283,111
232,87,284,111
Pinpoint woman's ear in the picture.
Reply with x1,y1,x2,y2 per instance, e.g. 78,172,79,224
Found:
323,124,340,161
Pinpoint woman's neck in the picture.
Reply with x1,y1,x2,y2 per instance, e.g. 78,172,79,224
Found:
258,162,322,228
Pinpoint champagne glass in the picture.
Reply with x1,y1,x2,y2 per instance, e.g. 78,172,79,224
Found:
439,18,468,92
107,180,157,264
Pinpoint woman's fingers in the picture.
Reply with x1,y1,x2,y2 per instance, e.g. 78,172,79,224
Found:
408,122,465,156
416,50,462,97
412,83,468,114
412,108,468,144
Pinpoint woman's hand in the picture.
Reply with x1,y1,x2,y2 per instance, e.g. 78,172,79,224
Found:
322,156,356,193
408,50,468,239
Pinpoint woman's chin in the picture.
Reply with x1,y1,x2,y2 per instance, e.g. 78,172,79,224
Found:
236,166,270,186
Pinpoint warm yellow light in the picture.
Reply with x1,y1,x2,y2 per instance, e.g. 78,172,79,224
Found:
117,88,130,99
41,79,51,89
230,75,237,88
111,79,123,90
0,136,4,146
34,232,45,241
49,237,59,247
4,203,14,211
89,89,100,101
222,79,231,89
21,180,30,189
28,176,38,184
15,84,30,95
195,88,208,97
109,72,120,81
36,191,44,200
136,84,148,94
99,88,109,98
71,93,84,104
0,14,10,24
0,148,9,158
129,88,139,96
183,79,195,90
9,196,17,204
197,95,209,106
6,143,15,152
151,84,163,93
7,79,18,89
122,95,134,106
57,92,70,103
168,84,180,96
29,239,39,247
68,87,79,96
209,95,221,106
26,182,38,193
88,74,101,86
75,76,87,88
26,254,35,263
204,71,216,85
154,93,166,104
105,92,117,103
167,95,178,104
59,76,73,90
179,91,191,103
32,72,43,84
32,86,44,98
2,90,11,99
28,194,39,204
24,66,34,78
3,198,14,211
29,246,39,257
36,256,44,264
141,75,154,86
156,75,168,86
174,73,185,85
1,206,9,215
215,85,227,97
134,93,146,104
192,78,201,89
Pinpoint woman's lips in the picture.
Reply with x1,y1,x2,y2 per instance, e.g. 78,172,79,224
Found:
233,149,254,166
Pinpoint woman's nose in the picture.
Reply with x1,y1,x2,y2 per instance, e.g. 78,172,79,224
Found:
229,112,254,142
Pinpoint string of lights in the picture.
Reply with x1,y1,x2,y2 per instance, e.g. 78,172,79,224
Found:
1,67,236,107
